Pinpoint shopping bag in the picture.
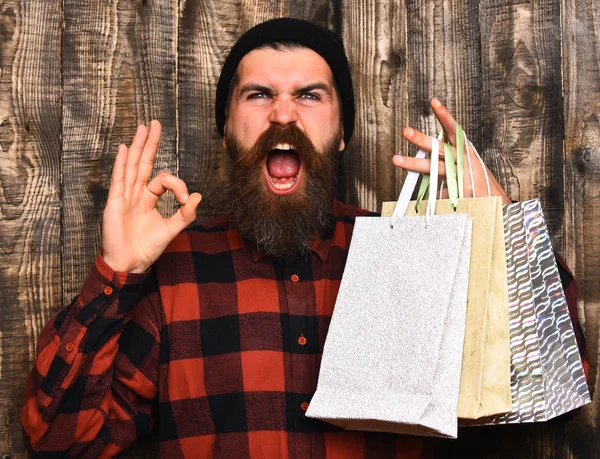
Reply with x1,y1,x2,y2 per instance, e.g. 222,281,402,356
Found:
381,126,511,420
383,197,511,419
307,138,472,438
477,199,591,424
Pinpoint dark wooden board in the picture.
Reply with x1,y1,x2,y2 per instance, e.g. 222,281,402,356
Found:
562,0,600,457
61,0,179,301
0,0,62,457
478,0,565,253
340,0,408,210
61,1,179,457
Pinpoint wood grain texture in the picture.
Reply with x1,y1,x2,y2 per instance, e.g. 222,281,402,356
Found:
341,0,483,212
403,0,483,201
478,0,565,253
62,0,179,301
0,0,62,457
563,0,600,457
61,3,178,456
341,0,408,211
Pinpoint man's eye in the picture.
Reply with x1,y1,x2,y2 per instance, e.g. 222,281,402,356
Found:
248,92,267,99
300,93,320,100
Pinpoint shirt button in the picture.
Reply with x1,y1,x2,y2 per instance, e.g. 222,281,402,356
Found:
65,342,75,352
291,274,300,283
103,285,113,295
298,334,307,346
301,401,309,411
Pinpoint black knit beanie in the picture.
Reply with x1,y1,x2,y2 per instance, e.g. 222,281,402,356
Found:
215,18,354,146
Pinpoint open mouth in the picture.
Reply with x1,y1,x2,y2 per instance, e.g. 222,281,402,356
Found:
264,143,303,195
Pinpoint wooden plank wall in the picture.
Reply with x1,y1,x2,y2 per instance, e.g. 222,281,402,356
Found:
0,0,598,457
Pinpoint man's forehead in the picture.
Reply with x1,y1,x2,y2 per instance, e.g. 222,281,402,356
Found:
235,47,335,88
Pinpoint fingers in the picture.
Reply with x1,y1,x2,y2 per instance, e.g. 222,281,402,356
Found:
399,127,448,175
393,154,447,177
145,172,190,207
137,120,162,186
403,99,459,149
403,127,439,155
144,172,203,234
164,192,202,236
431,98,458,146
401,100,510,202
108,144,128,200
125,124,150,189
175,192,202,224
402,127,457,163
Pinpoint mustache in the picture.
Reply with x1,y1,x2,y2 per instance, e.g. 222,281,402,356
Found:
233,123,319,171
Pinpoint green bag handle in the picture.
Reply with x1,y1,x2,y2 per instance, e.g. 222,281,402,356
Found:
415,124,464,211
415,130,444,209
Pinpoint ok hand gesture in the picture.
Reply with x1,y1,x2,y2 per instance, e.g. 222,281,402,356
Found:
102,120,202,273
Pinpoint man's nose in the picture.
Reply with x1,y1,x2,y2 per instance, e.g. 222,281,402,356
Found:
268,97,298,126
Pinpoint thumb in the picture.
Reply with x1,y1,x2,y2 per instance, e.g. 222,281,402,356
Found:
166,192,202,235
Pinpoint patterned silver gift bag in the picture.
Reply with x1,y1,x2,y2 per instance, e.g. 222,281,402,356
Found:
307,139,473,438
468,200,590,425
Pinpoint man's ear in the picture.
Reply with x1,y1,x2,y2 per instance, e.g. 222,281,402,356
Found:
222,122,228,148
338,129,345,152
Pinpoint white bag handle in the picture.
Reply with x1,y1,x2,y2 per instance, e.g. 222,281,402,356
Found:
391,136,440,226
391,148,427,220
464,138,491,197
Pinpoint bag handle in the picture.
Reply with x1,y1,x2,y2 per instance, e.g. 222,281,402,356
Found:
464,136,491,197
414,130,447,209
391,136,441,226
414,124,493,209
391,123,493,226
415,125,463,210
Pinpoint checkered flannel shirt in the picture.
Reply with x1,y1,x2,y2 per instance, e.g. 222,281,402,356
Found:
22,200,585,458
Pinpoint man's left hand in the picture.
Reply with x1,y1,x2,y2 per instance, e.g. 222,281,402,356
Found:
393,98,511,205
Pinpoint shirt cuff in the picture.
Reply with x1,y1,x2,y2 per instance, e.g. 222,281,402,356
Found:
73,253,150,327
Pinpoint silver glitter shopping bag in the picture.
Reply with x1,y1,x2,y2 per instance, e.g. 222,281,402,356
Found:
307,139,472,438
470,200,590,424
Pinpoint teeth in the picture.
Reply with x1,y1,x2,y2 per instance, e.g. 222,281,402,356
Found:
270,175,297,190
273,182,294,190
273,143,295,151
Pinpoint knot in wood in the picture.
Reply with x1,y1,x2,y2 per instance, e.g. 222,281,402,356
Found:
506,41,540,109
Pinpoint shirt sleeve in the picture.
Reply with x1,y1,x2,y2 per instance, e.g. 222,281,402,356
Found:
21,253,163,457
553,252,589,381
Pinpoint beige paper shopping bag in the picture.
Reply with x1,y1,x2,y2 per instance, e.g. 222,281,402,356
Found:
383,194,511,419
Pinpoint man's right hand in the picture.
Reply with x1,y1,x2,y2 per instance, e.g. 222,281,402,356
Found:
102,120,202,273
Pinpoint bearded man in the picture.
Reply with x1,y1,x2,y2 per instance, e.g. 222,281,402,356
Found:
22,18,584,458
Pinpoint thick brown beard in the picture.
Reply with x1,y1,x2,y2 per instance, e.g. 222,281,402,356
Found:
227,124,339,261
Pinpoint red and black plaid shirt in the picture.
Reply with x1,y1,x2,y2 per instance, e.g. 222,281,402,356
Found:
22,200,585,458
